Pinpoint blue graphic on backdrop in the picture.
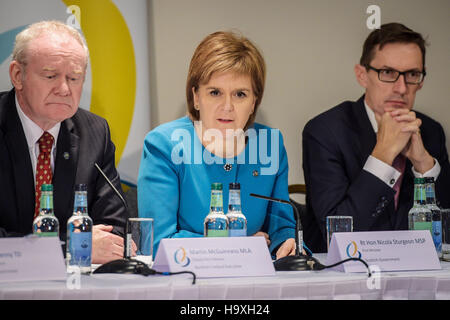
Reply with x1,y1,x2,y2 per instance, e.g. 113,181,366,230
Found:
0,26,28,64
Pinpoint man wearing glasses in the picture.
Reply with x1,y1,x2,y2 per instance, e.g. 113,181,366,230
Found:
302,23,450,253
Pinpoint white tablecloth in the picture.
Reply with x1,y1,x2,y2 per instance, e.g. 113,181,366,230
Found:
1,254,450,300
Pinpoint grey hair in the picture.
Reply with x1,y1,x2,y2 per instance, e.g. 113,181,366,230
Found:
12,20,89,67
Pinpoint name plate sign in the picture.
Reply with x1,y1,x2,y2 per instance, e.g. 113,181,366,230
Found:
326,230,441,273
0,237,66,282
153,237,275,278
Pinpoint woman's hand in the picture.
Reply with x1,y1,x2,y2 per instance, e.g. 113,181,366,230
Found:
252,231,270,246
275,238,296,259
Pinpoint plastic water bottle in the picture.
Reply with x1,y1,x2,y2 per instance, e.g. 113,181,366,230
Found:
66,184,93,274
408,178,432,234
425,177,442,258
204,183,228,237
226,183,247,237
32,184,59,237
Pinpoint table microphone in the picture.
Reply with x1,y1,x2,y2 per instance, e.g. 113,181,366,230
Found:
92,162,152,275
92,163,197,282
250,193,319,271
250,193,372,276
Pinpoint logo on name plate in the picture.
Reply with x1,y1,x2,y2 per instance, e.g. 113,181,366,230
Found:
346,241,362,259
174,247,191,267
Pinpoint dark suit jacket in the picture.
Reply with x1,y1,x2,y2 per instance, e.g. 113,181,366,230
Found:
302,95,450,253
0,89,128,241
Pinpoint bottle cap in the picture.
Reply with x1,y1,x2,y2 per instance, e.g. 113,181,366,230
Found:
424,177,435,183
75,183,87,192
414,177,425,184
229,183,240,190
41,184,53,191
211,183,223,191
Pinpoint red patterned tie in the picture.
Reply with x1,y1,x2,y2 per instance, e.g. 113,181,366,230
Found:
392,154,406,211
34,132,54,219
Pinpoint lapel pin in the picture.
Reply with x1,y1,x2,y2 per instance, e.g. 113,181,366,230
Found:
63,152,70,160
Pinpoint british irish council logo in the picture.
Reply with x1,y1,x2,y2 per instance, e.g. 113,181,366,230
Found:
174,247,191,267
346,241,362,259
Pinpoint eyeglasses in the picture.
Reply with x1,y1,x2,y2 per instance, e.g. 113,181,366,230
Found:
367,65,426,84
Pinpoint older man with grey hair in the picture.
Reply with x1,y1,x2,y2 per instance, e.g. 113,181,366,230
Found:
0,20,128,264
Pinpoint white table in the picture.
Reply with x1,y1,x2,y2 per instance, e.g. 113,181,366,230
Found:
1,254,450,300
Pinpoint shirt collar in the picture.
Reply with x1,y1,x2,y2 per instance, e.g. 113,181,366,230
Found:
15,94,60,148
364,100,378,133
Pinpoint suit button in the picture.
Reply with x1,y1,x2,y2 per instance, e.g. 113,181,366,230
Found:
372,209,382,217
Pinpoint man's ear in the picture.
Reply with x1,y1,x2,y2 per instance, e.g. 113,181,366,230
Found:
354,64,369,89
9,61,24,90
416,79,424,92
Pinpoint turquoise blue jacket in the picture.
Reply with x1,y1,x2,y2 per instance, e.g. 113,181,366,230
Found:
137,117,295,256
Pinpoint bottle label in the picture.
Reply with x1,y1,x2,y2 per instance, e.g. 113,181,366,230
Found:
420,187,427,203
425,185,436,204
41,197,54,210
426,186,432,197
206,230,228,237
229,190,241,205
210,190,223,209
432,221,442,252
229,229,247,237
69,232,92,267
35,232,58,237
414,221,432,232
74,194,87,207
414,186,420,202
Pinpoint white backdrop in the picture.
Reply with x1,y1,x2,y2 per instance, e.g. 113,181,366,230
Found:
1,0,448,194
148,0,450,200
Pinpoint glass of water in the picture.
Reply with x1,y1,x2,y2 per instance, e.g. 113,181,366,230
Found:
441,209,450,261
126,218,154,267
326,215,353,251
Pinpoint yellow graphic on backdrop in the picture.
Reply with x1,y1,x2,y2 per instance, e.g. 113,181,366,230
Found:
63,0,136,166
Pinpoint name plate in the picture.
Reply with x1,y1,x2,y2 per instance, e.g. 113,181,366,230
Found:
153,237,275,278
326,230,441,273
0,237,67,282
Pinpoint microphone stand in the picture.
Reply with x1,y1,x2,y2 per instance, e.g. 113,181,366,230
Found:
250,193,318,271
92,163,150,275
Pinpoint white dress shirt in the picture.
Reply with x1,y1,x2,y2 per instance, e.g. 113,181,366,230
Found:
362,101,441,188
15,95,60,187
